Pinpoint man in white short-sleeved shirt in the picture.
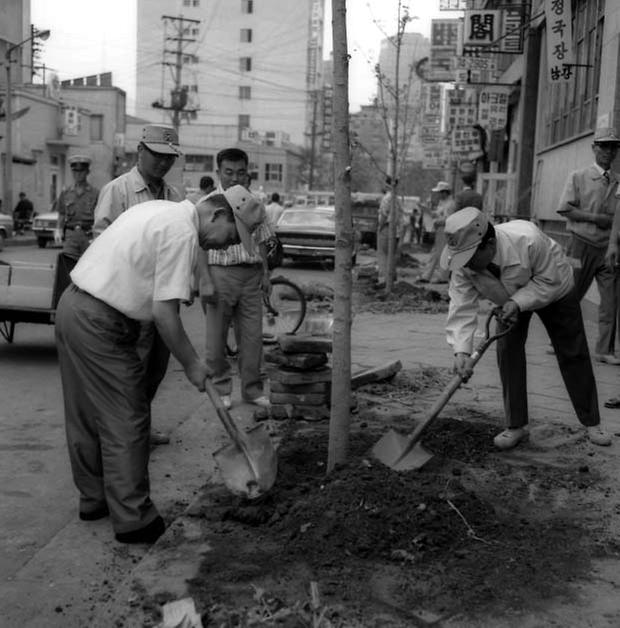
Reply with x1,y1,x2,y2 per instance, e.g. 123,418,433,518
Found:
55,185,263,545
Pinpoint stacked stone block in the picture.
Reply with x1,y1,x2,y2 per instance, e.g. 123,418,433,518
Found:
263,335,332,421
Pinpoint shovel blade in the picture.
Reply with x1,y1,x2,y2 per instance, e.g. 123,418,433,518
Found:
213,424,278,499
372,429,434,471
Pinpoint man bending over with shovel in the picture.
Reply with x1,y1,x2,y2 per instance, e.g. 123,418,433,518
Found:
442,206,611,450
55,185,263,544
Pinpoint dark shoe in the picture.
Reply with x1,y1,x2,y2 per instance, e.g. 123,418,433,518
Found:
604,397,620,409
417,277,430,284
595,354,620,365
79,504,109,521
150,430,170,446
115,516,165,544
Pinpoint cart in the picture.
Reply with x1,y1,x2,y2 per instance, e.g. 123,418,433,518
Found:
0,254,70,343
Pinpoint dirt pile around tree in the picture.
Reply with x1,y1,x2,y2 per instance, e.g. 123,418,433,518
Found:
181,408,614,626
355,280,449,315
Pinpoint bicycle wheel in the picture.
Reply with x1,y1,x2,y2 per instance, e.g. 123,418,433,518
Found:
263,276,307,343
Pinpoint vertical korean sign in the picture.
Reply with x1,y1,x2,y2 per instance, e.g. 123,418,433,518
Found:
544,0,573,82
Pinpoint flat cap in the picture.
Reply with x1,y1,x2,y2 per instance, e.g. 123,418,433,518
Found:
593,127,620,143
68,154,91,167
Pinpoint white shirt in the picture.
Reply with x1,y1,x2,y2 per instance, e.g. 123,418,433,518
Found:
446,220,574,354
71,200,198,321
265,201,284,228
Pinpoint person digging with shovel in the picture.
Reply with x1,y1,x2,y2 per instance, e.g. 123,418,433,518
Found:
442,207,611,450
55,186,263,544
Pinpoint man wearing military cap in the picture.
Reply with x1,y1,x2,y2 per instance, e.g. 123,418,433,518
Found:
54,154,99,264
557,126,620,365
93,124,183,446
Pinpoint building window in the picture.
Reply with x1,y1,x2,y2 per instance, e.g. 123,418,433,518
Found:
238,114,250,129
240,28,252,43
184,154,214,172
192,0,200,6
191,27,200,36
242,0,253,14
183,0,190,5
239,86,252,99
90,114,103,141
240,57,252,71
265,163,283,182
542,0,604,147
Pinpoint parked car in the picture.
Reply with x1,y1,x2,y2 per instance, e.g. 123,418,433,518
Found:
32,211,59,248
275,206,359,266
0,213,14,251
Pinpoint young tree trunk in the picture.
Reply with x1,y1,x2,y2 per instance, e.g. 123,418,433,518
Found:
327,0,353,472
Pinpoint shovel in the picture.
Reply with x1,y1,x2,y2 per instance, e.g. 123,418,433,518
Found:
204,379,278,499
372,310,513,471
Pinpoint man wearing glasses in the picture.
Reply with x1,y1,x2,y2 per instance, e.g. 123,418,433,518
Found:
93,125,183,446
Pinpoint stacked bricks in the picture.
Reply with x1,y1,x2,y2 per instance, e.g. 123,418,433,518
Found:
263,335,332,421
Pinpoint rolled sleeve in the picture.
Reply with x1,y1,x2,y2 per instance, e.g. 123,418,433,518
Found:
93,183,126,236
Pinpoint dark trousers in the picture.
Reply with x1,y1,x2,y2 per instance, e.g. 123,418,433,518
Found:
496,292,600,429
55,285,160,533
571,237,616,355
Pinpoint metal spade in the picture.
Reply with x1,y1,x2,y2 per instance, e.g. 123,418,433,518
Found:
204,379,277,499
372,310,513,471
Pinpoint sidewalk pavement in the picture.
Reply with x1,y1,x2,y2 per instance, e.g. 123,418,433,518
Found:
93,295,620,626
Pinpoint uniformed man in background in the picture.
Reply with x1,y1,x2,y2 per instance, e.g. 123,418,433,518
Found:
54,155,100,270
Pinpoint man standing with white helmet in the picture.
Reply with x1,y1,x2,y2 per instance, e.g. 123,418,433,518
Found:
443,206,611,450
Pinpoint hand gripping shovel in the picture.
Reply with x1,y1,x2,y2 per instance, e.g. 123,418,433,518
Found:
205,379,278,499
372,310,513,471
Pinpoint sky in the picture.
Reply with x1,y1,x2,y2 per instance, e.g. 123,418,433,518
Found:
31,0,452,113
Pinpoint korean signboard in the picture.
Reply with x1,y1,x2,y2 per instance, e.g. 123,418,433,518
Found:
423,145,450,170
478,88,510,131
462,8,524,54
452,126,481,157
446,88,478,129
430,19,461,81
439,0,481,9
544,0,574,82
452,55,499,84
422,83,442,116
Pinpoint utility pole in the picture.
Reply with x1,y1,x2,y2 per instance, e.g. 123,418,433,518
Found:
151,14,200,133
308,90,318,190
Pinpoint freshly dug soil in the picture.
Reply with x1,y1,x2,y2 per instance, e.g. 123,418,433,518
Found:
186,412,611,626
355,280,449,315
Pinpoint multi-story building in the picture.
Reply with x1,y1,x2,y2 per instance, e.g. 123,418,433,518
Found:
135,0,325,147
377,32,430,163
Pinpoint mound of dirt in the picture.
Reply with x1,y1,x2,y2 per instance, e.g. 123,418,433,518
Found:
355,280,449,315
186,415,609,625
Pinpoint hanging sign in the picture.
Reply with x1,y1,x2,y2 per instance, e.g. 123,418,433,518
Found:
544,0,574,82
478,87,510,131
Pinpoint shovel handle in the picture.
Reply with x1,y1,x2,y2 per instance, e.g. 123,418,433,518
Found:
203,378,244,447
396,310,514,461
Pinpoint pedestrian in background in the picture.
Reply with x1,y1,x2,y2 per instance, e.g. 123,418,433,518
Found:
93,124,183,446
376,176,403,288
187,175,215,205
443,207,611,450
454,162,483,211
13,192,33,234
265,192,284,228
56,191,254,544
557,127,620,365
419,181,455,283
53,155,99,271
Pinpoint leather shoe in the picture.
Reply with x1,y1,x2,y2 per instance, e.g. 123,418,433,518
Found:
115,516,165,544
79,504,109,521
150,430,170,446
587,426,612,446
493,428,528,450
594,354,620,365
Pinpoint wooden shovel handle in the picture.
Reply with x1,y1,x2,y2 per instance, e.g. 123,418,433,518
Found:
203,378,244,447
